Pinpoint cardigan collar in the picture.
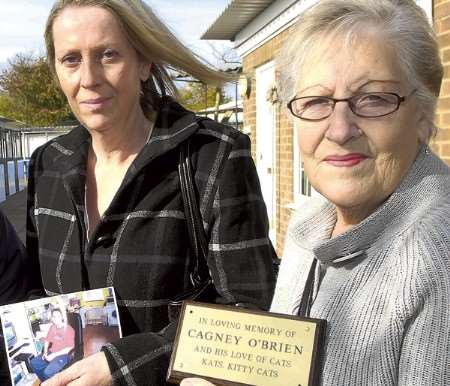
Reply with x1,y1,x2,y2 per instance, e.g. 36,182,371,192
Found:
289,146,448,265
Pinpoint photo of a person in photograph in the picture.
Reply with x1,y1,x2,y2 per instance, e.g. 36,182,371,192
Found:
0,288,121,385
29,308,74,381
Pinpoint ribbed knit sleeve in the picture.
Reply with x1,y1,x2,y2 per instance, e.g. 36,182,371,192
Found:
397,214,450,385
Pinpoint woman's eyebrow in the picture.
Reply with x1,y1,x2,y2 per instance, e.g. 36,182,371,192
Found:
297,84,333,95
351,79,401,92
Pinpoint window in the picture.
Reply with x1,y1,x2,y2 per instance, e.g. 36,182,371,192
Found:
293,121,315,204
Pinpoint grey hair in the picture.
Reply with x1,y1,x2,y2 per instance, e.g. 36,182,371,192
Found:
279,0,443,141
45,0,234,117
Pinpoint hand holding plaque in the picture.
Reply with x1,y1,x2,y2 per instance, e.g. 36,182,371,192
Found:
167,302,326,386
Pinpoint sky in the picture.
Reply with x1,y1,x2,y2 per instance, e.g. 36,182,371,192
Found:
0,0,234,71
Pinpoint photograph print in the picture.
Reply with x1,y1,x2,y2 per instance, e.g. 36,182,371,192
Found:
0,287,121,386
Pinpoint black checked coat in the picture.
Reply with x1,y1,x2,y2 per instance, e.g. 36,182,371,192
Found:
26,98,276,385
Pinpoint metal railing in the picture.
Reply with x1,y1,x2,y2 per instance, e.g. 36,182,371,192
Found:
0,128,28,202
0,125,72,202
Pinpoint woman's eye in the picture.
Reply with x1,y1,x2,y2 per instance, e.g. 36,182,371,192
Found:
303,98,330,108
61,55,80,66
101,50,118,61
357,94,393,105
361,94,383,102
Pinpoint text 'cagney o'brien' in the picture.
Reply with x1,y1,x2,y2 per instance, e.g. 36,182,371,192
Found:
187,329,303,355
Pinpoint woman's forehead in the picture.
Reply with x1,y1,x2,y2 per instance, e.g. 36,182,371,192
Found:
295,32,405,93
52,5,126,50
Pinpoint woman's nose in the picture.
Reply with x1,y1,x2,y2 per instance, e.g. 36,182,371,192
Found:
324,102,361,144
80,60,101,89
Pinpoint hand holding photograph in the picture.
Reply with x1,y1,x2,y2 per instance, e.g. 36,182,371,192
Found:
0,287,122,386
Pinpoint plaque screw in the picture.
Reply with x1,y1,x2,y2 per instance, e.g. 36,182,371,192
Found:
179,363,184,368
190,310,193,314
305,327,310,332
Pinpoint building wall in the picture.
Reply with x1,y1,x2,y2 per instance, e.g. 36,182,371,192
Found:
434,0,450,160
243,28,295,256
243,1,450,255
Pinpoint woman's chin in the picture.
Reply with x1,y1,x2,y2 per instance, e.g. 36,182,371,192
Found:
79,116,114,133
317,184,376,210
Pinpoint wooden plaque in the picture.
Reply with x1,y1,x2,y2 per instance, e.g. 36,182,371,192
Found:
167,301,326,386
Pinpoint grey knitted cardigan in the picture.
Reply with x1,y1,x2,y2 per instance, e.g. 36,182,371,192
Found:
271,147,450,386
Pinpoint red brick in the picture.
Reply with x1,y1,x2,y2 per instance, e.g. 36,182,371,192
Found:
441,112,450,126
442,49,450,63
436,17,450,33
438,97,450,110
438,32,450,49
435,2,450,20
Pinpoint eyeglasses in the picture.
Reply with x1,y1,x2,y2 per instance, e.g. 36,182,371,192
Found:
287,91,414,121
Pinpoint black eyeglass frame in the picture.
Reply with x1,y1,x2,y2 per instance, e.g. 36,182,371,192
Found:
287,91,415,121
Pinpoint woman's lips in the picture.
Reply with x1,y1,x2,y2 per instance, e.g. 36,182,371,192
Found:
324,153,368,167
81,97,111,110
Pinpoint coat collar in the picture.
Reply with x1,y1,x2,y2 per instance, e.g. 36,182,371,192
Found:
54,97,200,175
51,97,201,222
124,98,200,186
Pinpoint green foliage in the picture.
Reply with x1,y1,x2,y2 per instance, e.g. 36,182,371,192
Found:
0,94,13,115
0,53,73,126
178,82,230,112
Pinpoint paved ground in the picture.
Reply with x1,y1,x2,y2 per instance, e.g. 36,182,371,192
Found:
0,189,27,243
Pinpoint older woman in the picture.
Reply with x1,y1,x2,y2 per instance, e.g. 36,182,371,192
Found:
182,0,450,385
29,1,276,385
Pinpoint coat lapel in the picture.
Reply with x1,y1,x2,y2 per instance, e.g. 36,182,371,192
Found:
53,126,90,234
122,98,200,187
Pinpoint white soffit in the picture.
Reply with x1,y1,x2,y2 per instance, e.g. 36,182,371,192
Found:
201,0,275,41
234,0,317,57
201,0,318,58
202,0,433,59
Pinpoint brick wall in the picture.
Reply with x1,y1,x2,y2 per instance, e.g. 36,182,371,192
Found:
243,28,294,256
434,0,450,162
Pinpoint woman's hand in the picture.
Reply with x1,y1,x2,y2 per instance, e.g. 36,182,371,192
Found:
41,352,112,386
180,378,216,386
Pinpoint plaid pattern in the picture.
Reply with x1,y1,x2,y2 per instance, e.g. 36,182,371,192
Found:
26,98,276,385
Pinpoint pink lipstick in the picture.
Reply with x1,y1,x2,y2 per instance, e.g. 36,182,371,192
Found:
324,153,368,167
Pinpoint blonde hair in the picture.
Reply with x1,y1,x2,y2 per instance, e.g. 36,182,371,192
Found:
279,0,443,141
45,0,233,115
